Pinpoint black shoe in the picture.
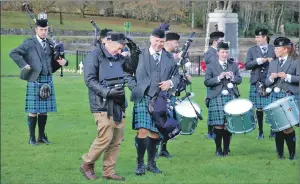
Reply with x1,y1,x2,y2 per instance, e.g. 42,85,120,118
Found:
223,151,230,157
135,159,145,175
216,151,223,157
277,155,285,160
38,133,51,144
159,150,173,158
29,137,39,146
146,162,162,173
289,154,295,160
256,132,264,140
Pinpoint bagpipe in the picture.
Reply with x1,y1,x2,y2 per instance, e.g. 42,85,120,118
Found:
90,20,101,47
89,20,141,75
149,32,203,140
23,3,66,77
172,32,195,96
256,60,270,97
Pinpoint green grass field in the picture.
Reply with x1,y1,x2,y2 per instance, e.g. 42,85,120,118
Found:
1,11,198,33
1,35,299,184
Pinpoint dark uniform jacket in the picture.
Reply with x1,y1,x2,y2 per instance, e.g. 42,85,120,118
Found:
204,59,242,99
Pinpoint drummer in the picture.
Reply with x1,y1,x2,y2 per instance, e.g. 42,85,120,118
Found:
204,42,242,156
265,37,299,160
245,28,276,139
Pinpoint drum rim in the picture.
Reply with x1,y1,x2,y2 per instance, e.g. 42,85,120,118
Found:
263,95,295,110
224,98,253,115
175,100,201,118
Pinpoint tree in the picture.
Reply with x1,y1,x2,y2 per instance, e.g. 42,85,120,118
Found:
73,0,89,18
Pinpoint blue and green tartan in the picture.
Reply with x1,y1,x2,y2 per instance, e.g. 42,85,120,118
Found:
169,95,176,118
207,94,233,126
25,75,57,113
249,85,271,109
132,96,159,133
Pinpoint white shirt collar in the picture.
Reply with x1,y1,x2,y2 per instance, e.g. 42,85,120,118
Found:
36,35,46,46
259,44,268,48
219,60,227,67
279,55,288,62
149,47,162,56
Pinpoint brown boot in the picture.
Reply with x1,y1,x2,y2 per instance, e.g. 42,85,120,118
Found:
102,173,125,181
80,162,97,180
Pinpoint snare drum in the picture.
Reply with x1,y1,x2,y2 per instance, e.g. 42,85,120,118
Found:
263,96,299,132
174,100,201,135
224,98,256,134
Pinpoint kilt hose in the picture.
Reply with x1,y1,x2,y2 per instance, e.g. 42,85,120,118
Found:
249,84,271,109
132,96,159,133
25,75,57,113
207,94,233,126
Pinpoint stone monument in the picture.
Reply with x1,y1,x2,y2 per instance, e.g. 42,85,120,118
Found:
205,1,239,62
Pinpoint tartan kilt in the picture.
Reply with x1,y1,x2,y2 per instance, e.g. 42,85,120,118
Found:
25,75,57,113
208,94,233,126
132,96,159,133
169,95,177,118
249,85,271,109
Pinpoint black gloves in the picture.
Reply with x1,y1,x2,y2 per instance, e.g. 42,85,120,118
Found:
107,87,125,98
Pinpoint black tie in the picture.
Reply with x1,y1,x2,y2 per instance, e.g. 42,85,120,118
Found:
154,52,160,65
42,40,46,52
279,58,284,67
223,61,227,70
262,47,267,54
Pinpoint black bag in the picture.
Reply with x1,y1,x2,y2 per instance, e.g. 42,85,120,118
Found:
205,97,210,108
148,91,181,140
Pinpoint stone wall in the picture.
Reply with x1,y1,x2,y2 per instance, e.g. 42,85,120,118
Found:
0,28,203,37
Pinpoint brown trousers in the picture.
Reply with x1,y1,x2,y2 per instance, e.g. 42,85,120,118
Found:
82,112,124,176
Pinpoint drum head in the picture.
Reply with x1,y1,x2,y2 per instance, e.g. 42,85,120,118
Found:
224,98,253,115
175,101,201,118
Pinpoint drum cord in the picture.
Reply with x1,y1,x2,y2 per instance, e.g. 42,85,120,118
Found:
184,87,203,120
223,78,239,99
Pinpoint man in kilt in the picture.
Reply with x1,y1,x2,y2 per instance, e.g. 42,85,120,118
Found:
265,37,299,160
157,32,181,158
204,42,242,157
125,28,180,175
203,31,225,139
9,13,67,145
245,28,276,139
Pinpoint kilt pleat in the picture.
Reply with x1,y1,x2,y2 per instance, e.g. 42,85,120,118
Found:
132,96,158,133
208,94,233,126
25,75,57,113
249,85,271,109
